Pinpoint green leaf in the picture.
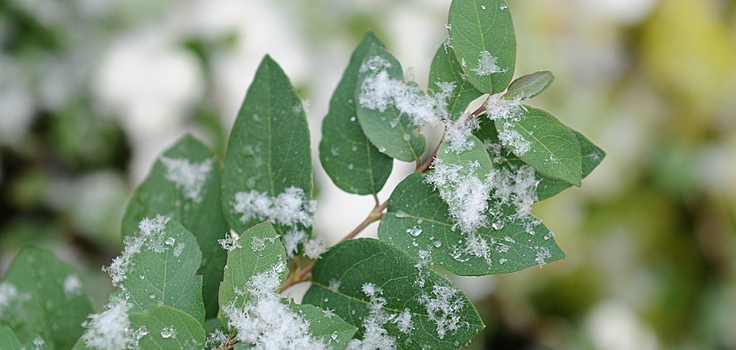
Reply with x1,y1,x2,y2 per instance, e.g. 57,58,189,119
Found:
448,0,516,93
22,336,50,350
320,32,394,195
436,135,493,181
536,130,605,200
112,217,205,323
303,238,484,349
128,305,206,350
218,221,286,318
287,303,358,349
495,106,582,186
356,44,426,162
121,135,228,319
0,326,23,350
504,71,555,100
474,120,603,201
221,55,314,257
218,222,355,349
0,246,93,349
378,173,565,275
428,40,485,121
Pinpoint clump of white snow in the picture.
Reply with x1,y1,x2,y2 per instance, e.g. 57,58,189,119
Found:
233,187,316,228
82,300,147,350
160,156,214,203
425,159,492,234
303,237,327,259
104,215,170,286
471,51,504,76
444,116,482,153
222,261,327,350
233,187,316,258
346,283,414,350
358,56,453,127
417,283,466,339
282,229,308,258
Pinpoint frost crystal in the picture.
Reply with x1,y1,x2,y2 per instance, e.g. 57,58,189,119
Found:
303,237,327,259
444,116,481,153
418,283,465,339
233,187,316,228
358,57,453,127
160,157,214,203
218,231,242,252
205,329,228,350
346,283,397,350
425,159,492,234
82,301,143,350
223,262,327,350
497,126,531,155
535,246,552,266
104,215,170,286
471,51,504,76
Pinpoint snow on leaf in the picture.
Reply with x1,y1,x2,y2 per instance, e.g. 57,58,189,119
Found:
345,284,397,350
223,262,328,350
418,283,466,340
82,301,145,350
304,237,328,259
159,156,214,203
104,215,170,286
358,62,452,127
233,187,316,228
470,51,504,76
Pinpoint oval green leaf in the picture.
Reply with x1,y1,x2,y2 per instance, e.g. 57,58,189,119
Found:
121,135,228,319
494,106,582,186
428,40,485,121
0,326,23,350
378,173,565,276
356,44,426,162
111,216,205,323
218,221,286,317
128,305,206,350
221,55,315,257
0,247,93,350
218,222,355,349
448,0,516,93
303,238,484,349
504,71,555,100
320,32,394,195
475,119,604,201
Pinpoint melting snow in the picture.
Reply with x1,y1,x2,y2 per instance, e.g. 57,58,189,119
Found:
63,274,84,297
160,157,214,203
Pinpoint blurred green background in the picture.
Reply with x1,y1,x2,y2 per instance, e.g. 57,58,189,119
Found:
1,0,735,349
